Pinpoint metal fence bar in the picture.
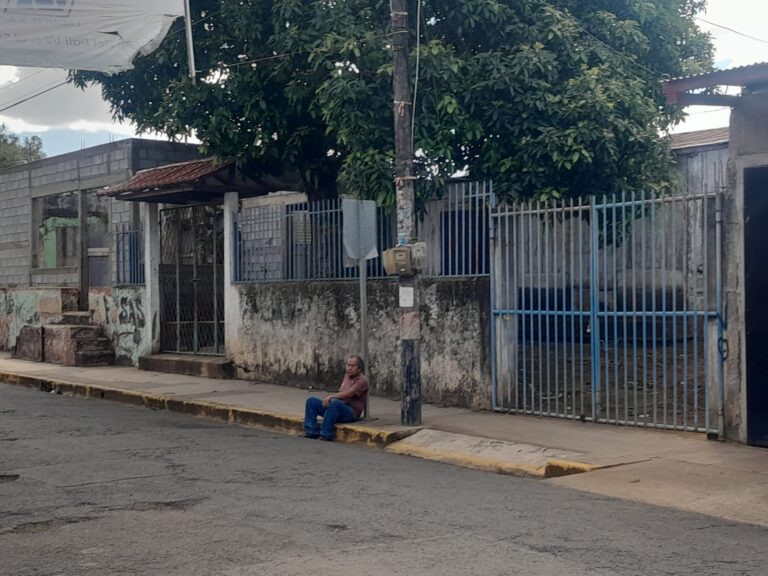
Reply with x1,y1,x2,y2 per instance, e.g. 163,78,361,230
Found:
509,204,517,408
661,198,668,427
471,183,477,273
536,202,544,415
621,191,629,425
544,202,552,414
556,201,563,416
213,213,220,354
715,190,725,439
515,205,533,410
527,202,534,412
569,198,576,418
485,183,491,275
613,195,621,423
603,199,610,422
641,191,649,425
682,197,690,430
703,193,710,432
651,196,658,426
114,225,145,285
578,197,586,418
671,193,679,428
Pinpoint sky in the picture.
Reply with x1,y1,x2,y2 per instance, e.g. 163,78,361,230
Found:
0,0,767,158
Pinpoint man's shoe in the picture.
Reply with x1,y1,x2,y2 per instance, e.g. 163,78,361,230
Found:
304,433,320,439
319,435,334,442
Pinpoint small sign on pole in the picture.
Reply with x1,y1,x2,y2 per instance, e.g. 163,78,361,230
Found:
342,199,378,419
342,199,378,260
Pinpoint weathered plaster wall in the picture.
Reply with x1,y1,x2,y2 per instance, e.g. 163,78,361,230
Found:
0,287,78,350
420,277,491,408
724,95,768,442
89,286,149,366
231,277,491,409
722,152,745,442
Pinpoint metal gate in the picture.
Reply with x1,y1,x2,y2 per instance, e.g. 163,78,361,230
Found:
160,205,224,355
490,192,724,434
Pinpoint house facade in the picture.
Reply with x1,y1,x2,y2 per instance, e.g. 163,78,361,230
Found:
0,139,201,364
1,124,765,446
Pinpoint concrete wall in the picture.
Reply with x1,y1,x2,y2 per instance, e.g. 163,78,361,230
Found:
722,94,768,442
89,285,149,366
229,277,492,409
0,287,78,350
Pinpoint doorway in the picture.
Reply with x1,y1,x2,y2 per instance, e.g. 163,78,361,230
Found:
744,166,768,446
159,205,225,355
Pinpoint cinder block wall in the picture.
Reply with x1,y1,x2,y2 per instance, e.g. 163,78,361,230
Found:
0,167,32,286
0,139,201,290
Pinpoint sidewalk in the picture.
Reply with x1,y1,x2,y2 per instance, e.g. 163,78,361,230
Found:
1,353,767,527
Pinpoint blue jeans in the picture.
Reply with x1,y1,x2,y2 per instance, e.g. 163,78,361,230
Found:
304,397,357,440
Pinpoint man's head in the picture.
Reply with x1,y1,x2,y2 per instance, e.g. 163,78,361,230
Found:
345,355,365,377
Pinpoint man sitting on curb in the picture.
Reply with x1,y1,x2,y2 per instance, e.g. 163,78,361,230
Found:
304,355,369,441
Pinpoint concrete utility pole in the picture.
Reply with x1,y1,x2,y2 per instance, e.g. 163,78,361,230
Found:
390,0,421,426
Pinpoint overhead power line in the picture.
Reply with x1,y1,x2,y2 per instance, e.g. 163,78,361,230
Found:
0,80,68,113
0,69,48,94
696,17,768,46
686,106,730,115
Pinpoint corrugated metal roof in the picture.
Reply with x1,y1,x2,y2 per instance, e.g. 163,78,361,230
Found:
670,127,729,150
108,158,231,194
665,62,768,83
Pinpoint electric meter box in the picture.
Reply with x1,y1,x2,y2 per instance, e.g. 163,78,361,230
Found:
383,246,413,276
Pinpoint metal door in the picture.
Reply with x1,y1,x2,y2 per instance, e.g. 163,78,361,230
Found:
490,192,724,434
159,205,224,355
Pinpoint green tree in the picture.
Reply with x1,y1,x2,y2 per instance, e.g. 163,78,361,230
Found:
74,0,712,203
0,124,45,169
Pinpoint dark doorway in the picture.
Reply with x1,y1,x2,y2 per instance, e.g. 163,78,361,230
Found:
744,166,768,446
159,205,225,355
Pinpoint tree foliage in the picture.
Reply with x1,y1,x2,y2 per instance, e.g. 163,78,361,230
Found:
74,0,712,203
0,124,45,169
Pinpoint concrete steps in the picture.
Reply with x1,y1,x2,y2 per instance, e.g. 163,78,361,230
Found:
12,320,115,367
139,353,234,379
51,311,93,326
75,349,116,367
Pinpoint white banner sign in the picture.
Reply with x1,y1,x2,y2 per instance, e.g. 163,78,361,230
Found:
0,0,185,73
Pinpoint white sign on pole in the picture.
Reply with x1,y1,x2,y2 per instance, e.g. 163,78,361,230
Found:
0,1,185,73
342,199,378,261
398,286,414,308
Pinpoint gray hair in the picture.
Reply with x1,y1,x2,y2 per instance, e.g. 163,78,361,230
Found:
348,355,365,374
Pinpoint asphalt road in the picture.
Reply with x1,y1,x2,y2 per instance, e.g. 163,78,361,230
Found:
1,384,765,576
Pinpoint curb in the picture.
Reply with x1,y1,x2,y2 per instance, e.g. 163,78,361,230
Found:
0,371,412,448
385,443,600,479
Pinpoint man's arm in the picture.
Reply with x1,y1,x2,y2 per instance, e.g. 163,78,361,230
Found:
323,378,368,405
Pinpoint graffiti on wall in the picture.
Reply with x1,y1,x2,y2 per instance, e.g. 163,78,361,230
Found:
0,289,46,351
90,286,148,365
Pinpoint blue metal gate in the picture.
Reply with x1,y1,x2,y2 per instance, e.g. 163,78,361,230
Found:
490,192,724,434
